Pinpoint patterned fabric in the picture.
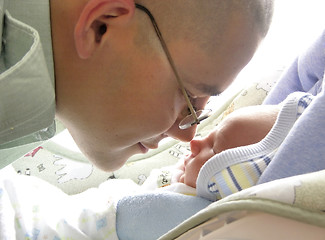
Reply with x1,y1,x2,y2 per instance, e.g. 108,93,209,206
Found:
0,168,121,240
297,94,313,116
208,151,274,200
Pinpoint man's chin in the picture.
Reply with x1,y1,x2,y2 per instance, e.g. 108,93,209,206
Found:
86,152,130,172
79,143,143,172
93,157,128,172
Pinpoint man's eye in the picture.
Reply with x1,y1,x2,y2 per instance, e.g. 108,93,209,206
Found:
187,90,197,99
185,90,198,103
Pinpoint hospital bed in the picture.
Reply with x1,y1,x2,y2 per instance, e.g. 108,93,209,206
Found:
6,71,325,239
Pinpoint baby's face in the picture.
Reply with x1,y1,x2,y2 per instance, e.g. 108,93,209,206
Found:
179,131,220,188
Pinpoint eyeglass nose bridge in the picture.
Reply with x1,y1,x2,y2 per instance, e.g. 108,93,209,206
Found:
180,87,199,121
179,109,212,130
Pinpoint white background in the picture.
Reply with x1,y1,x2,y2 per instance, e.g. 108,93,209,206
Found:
217,0,325,100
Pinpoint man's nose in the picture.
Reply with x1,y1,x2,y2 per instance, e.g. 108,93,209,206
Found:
165,121,197,142
165,95,210,142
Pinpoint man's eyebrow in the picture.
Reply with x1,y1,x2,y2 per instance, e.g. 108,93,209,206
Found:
195,83,222,96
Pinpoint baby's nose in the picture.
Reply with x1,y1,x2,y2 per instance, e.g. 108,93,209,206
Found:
190,139,202,156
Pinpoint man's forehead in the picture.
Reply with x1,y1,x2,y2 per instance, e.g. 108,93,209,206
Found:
181,63,224,97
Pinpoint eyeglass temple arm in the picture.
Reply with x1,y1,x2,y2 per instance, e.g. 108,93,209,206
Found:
135,4,199,123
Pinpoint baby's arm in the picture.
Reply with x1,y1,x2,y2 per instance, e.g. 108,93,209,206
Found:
212,104,280,154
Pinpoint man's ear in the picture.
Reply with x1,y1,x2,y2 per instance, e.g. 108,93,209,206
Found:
74,0,135,59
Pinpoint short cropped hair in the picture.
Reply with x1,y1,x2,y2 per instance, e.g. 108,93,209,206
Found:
135,0,274,54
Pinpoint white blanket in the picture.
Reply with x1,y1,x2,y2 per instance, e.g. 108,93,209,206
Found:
0,166,127,240
0,165,196,240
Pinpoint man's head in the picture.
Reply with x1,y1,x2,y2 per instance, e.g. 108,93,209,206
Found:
50,0,274,171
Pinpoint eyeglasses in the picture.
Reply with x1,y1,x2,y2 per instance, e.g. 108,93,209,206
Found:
135,4,211,130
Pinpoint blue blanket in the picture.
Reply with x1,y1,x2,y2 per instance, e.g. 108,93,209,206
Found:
116,192,212,240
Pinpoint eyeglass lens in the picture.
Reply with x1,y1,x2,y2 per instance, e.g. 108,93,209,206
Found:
179,109,212,130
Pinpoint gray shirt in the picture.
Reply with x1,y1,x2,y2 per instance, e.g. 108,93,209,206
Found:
0,0,57,168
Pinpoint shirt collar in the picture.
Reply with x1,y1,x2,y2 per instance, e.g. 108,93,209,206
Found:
6,0,55,83
0,0,56,145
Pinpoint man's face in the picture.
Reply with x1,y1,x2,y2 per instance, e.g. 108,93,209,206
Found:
57,9,260,171
66,40,211,171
